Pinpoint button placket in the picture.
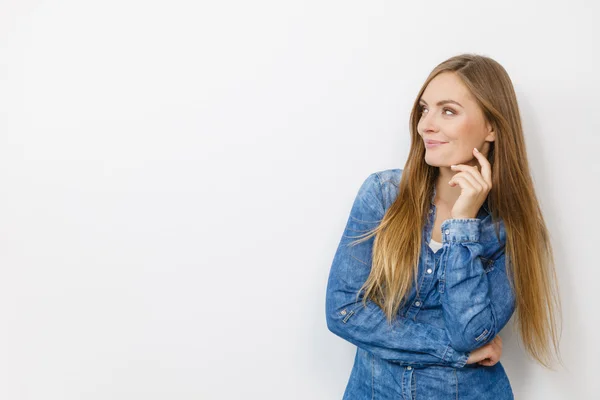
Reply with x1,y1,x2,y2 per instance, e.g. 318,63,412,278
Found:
402,365,415,400
406,203,438,320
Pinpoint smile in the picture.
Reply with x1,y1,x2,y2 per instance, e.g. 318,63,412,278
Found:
425,142,448,149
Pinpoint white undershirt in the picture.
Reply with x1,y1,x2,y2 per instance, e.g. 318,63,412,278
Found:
428,238,443,252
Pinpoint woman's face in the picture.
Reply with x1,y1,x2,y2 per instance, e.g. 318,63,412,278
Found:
417,71,495,167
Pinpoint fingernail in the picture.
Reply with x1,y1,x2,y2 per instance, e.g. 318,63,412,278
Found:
474,147,479,153
450,165,457,168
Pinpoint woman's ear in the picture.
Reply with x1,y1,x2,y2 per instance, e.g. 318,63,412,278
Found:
485,123,495,142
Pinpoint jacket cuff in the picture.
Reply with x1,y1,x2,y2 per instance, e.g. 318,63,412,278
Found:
440,219,481,243
443,345,469,368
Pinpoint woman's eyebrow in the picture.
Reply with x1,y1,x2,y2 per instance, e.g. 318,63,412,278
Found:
419,99,463,108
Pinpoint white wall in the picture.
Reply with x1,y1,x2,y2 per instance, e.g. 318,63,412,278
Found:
0,0,598,398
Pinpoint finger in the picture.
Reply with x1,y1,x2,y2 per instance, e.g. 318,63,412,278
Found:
481,358,498,367
493,335,503,349
486,344,501,360
489,353,499,365
478,358,495,366
488,351,502,364
449,173,481,193
473,148,492,185
451,164,488,189
492,338,502,351
469,347,487,363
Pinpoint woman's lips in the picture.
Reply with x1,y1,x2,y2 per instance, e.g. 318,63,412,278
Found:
425,141,448,149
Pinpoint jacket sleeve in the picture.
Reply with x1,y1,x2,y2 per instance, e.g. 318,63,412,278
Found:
439,218,517,352
325,172,470,368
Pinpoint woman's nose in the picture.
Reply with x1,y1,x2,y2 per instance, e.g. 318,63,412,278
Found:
419,112,439,133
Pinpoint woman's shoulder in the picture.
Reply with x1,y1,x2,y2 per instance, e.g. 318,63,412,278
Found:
372,168,403,187
363,168,402,213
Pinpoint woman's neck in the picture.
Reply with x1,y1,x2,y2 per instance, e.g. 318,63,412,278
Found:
435,166,462,208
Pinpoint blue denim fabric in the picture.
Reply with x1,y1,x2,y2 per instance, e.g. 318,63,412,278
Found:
325,168,516,399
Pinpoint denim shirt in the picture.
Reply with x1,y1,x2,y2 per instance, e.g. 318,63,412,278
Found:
325,168,516,399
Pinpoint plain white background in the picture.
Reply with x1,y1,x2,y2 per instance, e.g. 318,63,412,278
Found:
0,0,598,398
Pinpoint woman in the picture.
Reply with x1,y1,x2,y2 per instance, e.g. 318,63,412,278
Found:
325,53,563,399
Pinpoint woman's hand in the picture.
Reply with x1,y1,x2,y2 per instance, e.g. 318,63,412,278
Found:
448,147,492,219
466,335,503,366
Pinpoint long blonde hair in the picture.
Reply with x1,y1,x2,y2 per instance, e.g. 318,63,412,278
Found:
351,53,563,370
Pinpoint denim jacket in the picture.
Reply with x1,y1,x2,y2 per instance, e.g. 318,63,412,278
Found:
325,168,516,399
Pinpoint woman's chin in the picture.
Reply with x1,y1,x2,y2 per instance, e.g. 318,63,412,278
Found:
423,156,447,168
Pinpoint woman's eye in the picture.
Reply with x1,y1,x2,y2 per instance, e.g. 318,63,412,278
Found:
418,105,455,116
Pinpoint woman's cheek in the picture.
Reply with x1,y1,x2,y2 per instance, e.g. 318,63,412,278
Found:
442,124,461,141
447,119,470,140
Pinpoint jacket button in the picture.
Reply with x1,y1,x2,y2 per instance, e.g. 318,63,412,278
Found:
340,310,347,316
414,301,421,306
426,268,432,274
445,229,450,234
407,366,412,370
